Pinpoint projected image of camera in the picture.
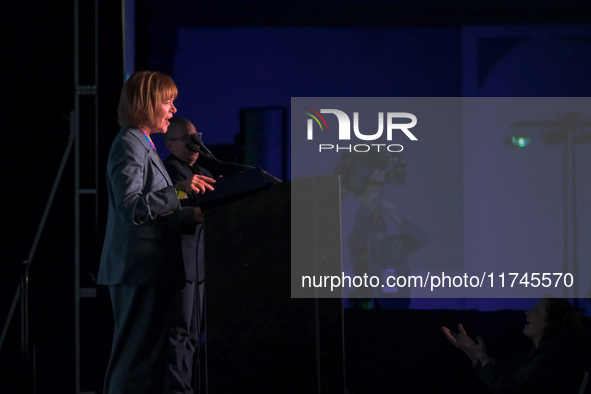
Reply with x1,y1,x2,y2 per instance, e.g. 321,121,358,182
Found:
333,151,407,196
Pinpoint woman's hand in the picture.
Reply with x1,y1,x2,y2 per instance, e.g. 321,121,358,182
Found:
181,174,216,194
441,323,488,366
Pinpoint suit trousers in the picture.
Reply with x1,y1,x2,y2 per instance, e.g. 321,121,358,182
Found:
165,280,199,394
104,284,175,394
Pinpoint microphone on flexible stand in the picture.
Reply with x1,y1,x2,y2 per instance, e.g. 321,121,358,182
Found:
188,133,214,159
186,134,282,184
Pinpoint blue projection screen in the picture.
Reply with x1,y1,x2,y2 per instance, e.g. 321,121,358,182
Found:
291,97,591,300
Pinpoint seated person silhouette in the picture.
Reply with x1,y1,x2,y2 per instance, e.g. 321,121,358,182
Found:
442,297,589,393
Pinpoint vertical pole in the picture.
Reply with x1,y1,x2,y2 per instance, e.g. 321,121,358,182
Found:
563,132,569,299
94,0,99,225
73,0,81,391
123,0,135,80
571,130,579,303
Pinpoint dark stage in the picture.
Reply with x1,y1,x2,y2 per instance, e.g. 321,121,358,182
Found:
3,1,591,393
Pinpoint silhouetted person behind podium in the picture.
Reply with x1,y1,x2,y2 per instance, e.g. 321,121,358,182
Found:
162,117,213,393
333,151,426,309
98,71,215,394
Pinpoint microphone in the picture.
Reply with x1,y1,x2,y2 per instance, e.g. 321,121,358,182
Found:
185,138,252,168
189,133,214,158
185,136,282,184
185,138,214,160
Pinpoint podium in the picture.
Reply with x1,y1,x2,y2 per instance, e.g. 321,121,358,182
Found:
203,177,345,393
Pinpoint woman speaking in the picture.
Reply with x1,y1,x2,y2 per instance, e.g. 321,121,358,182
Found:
98,71,215,393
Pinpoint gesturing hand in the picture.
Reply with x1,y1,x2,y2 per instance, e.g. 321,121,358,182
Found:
441,323,487,366
181,174,216,194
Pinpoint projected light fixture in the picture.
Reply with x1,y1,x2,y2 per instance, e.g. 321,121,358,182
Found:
504,134,532,148
507,112,591,148
506,111,591,301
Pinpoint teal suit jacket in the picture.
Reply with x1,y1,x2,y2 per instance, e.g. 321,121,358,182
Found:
98,127,185,288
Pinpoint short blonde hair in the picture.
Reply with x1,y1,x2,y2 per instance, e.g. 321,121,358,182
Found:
117,71,178,128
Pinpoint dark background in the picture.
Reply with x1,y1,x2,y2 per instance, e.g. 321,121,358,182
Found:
2,0,591,392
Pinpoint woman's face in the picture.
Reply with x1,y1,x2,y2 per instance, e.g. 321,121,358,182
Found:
523,299,548,344
151,99,177,134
